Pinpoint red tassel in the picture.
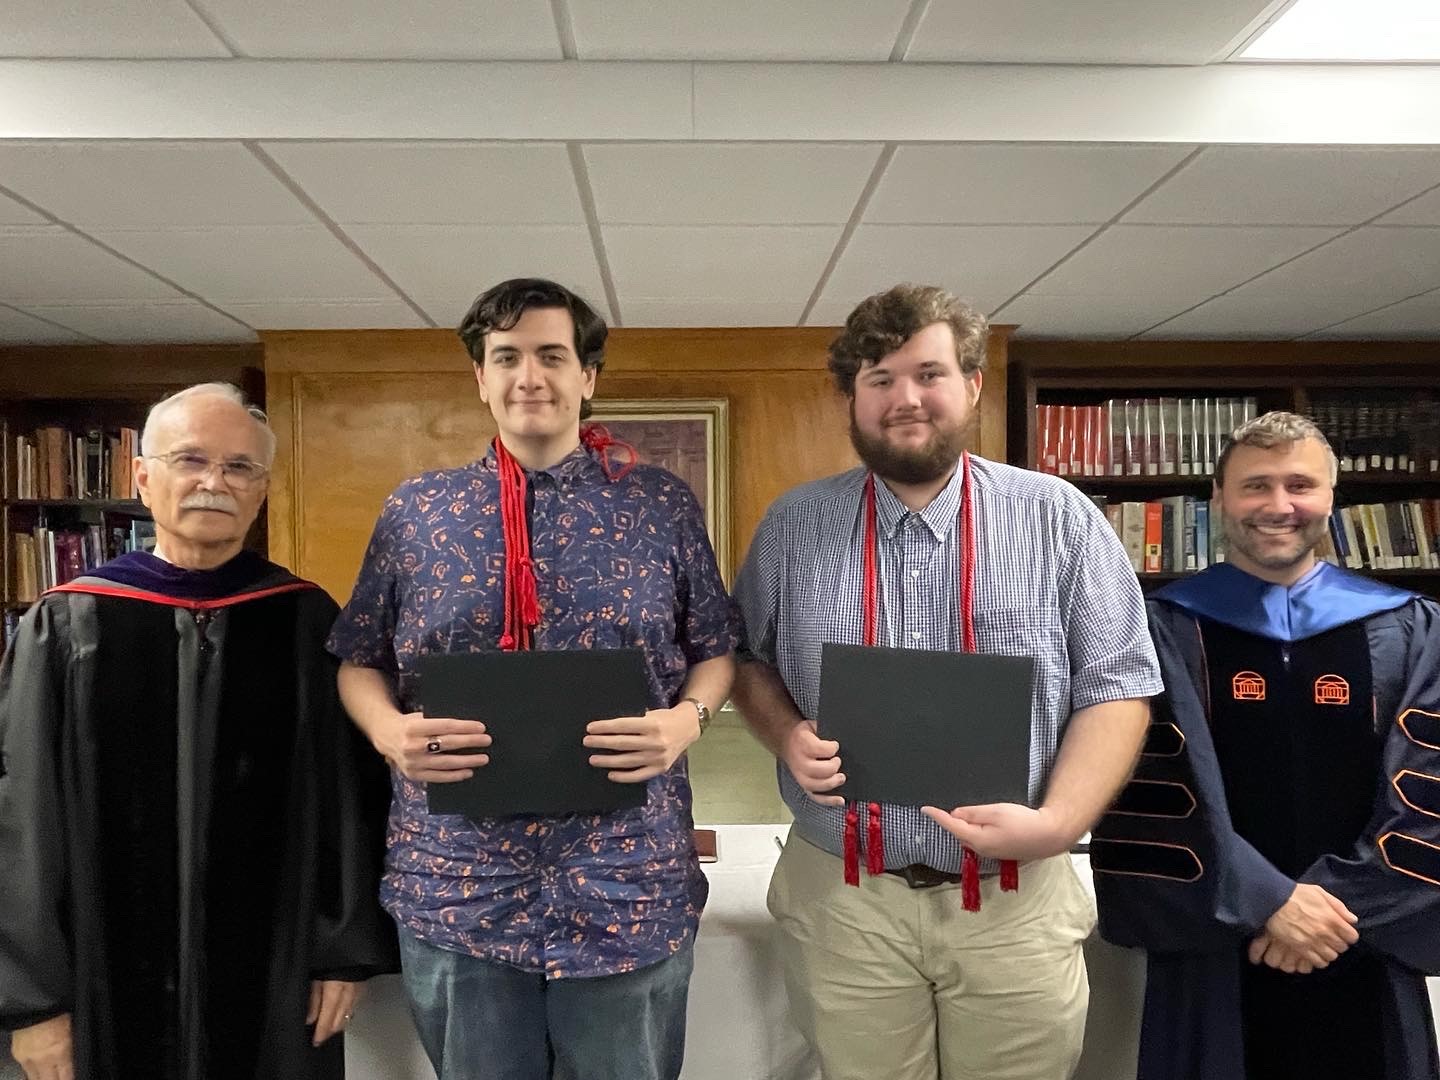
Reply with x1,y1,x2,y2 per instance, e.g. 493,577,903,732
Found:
517,557,540,627
493,438,539,652
865,801,884,876
843,802,860,887
961,847,981,912
861,475,879,647
580,423,639,482
1000,859,1019,892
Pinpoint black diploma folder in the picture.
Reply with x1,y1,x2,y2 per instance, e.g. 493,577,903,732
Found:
817,642,1034,808
422,648,650,817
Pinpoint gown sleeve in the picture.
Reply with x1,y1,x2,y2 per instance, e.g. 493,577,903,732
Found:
1301,597,1440,975
1092,601,1294,953
0,599,75,1030
300,593,398,982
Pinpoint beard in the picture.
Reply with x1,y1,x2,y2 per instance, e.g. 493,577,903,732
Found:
849,404,976,486
1220,509,1329,572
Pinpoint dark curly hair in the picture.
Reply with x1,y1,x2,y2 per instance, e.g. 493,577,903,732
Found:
457,278,608,371
827,284,988,396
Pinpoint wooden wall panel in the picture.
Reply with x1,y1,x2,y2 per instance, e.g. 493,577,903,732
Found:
0,344,262,401
278,372,497,601
263,327,1010,602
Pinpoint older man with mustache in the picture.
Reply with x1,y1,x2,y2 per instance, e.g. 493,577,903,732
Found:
0,383,396,1080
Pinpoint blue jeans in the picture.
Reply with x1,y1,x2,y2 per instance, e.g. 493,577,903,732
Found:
397,931,694,1080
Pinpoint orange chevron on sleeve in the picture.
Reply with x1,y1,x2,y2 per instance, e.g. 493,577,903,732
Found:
1393,771,1440,820
1379,832,1440,888
1398,709,1440,751
1141,722,1186,757
1089,838,1204,883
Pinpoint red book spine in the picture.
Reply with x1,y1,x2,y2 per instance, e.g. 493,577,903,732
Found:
1056,406,1071,476
1067,405,1083,476
1143,502,1163,573
1038,405,1056,473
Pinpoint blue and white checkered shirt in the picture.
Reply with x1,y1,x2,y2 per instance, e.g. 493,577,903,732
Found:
733,455,1163,873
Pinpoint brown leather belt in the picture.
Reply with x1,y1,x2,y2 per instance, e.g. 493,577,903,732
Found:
885,864,965,889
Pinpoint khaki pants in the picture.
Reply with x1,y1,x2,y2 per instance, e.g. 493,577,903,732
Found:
769,836,1095,1080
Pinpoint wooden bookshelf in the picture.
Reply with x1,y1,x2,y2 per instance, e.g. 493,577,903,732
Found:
2,406,157,623
1007,341,1440,599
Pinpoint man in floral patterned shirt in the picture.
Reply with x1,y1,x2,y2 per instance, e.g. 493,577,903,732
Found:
328,278,737,1080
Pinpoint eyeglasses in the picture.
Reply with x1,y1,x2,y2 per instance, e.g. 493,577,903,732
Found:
147,451,270,488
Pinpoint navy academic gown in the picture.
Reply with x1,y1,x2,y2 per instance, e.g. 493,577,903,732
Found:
0,551,397,1080
1092,561,1440,1080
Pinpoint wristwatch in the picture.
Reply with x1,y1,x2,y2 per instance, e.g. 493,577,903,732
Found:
684,696,712,736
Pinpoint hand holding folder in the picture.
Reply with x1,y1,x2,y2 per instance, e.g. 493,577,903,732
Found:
584,707,703,784
780,720,846,808
378,713,491,784
919,802,1070,863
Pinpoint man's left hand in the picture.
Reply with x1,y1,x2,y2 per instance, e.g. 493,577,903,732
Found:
920,802,1071,862
307,980,363,1047
585,706,700,783
1248,932,1330,975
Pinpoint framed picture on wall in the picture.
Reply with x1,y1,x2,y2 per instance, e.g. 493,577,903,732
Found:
586,398,731,580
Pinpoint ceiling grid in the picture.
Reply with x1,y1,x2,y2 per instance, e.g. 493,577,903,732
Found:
0,0,1437,341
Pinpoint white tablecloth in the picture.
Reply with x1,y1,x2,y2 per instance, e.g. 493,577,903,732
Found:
679,825,819,1080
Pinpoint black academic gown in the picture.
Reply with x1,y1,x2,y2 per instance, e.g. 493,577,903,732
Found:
1092,562,1440,1080
0,551,397,1080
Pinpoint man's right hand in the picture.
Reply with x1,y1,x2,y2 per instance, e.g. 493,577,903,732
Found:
782,720,845,807
11,1013,73,1080
1255,883,1359,970
373,712,491,783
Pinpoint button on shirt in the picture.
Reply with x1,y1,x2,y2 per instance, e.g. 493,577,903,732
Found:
328,444,738,979
733,455,1163,874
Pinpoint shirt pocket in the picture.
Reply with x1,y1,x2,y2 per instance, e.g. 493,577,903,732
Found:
972,605,1067,698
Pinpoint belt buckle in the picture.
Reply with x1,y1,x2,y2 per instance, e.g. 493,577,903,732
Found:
897,864,930,890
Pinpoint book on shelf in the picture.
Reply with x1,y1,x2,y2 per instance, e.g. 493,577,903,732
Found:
130,518,157,553
1067,406,1084,477
1095,495,1225,574
1311,393,1440,477
1142,400,1158,477
1118,501,1146,572
1143,502,1163,572
12,533,38,603
1,607,21,648
1194,501,1211,570
9,422,139,500
1324,501,1440,571
10,512,155,596
1034,396,1257,479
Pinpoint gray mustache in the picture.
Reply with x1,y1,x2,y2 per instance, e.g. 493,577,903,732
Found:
181,493,238,513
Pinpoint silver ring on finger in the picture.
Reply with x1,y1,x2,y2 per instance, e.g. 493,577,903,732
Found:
426,738,443,753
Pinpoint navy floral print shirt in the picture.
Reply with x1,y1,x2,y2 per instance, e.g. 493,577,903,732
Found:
328,442,737,979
